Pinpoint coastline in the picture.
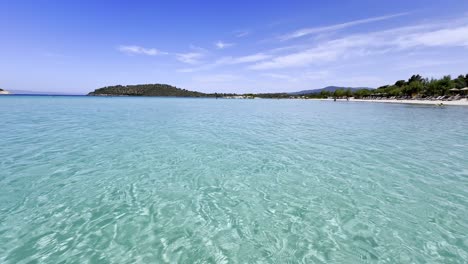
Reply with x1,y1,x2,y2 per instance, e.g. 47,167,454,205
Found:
309,98,468,106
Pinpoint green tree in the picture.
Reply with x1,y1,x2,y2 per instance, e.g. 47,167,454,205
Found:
408,74,423,84
424,78,439,96
454,75,467,89
333,89,346,98
395,80,406,87
319,90,331,98
353,89,371,98
406,81,423,96
437,75,454,95
345,88,352,97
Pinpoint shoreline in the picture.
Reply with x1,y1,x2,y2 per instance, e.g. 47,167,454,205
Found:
309,98,468,106
2,93,468,106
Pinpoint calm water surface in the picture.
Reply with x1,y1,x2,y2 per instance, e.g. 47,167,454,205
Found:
1,96,467,263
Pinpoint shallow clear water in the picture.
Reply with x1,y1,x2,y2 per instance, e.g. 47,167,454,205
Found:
1,96,467,263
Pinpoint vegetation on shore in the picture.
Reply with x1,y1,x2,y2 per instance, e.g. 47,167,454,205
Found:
234,73,468,99
369,74,468,97
243,93,290,99
87,73,468,99
302,74,468,99
88,84,238,98
89,84,207,97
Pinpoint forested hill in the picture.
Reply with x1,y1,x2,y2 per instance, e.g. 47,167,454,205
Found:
88,84,211,97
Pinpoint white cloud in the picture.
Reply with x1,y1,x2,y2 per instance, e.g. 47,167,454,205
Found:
176,52,204,64
250,21,468,70
188,44,209,52
280,12,408,41
248,47,339,70
261,73,296,82
234,30,250,38
176,15,468,93
217,53,272,64
177,53,271,72
215,41,235,49
118,45,166,56
394,25,468,48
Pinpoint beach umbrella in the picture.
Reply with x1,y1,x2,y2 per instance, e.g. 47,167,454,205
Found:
461,87,468,95
449,88,460,95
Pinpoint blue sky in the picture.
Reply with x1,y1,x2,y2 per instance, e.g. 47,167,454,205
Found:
1,0,468,94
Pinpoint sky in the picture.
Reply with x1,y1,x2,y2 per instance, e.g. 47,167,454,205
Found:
1,0,468,94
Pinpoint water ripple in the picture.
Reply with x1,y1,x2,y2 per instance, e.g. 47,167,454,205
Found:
1,97,467,263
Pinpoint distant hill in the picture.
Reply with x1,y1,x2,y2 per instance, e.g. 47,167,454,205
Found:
88,84,213,97
290,86,373,95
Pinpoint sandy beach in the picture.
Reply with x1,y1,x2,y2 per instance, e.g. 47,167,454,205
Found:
310,98,468,106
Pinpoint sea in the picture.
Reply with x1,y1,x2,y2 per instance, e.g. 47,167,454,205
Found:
1,96,467,263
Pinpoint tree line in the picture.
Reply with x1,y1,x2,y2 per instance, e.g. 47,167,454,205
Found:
302,74,468,99
87,74,468,99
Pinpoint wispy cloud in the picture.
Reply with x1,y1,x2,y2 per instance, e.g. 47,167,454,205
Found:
178,53,271,72
234,30,250,38
217,53,272,64
250,20,468,70
215,41,235,49
176,52,204,64
394,25,468,48
248,47,339,70
118,45,166,56
261,73,295,81
279,12,409,41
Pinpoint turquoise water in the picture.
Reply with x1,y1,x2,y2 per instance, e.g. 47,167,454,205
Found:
1,96,468,263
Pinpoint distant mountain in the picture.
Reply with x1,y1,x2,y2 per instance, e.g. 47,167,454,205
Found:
289,86,374,95
88,84,214,97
